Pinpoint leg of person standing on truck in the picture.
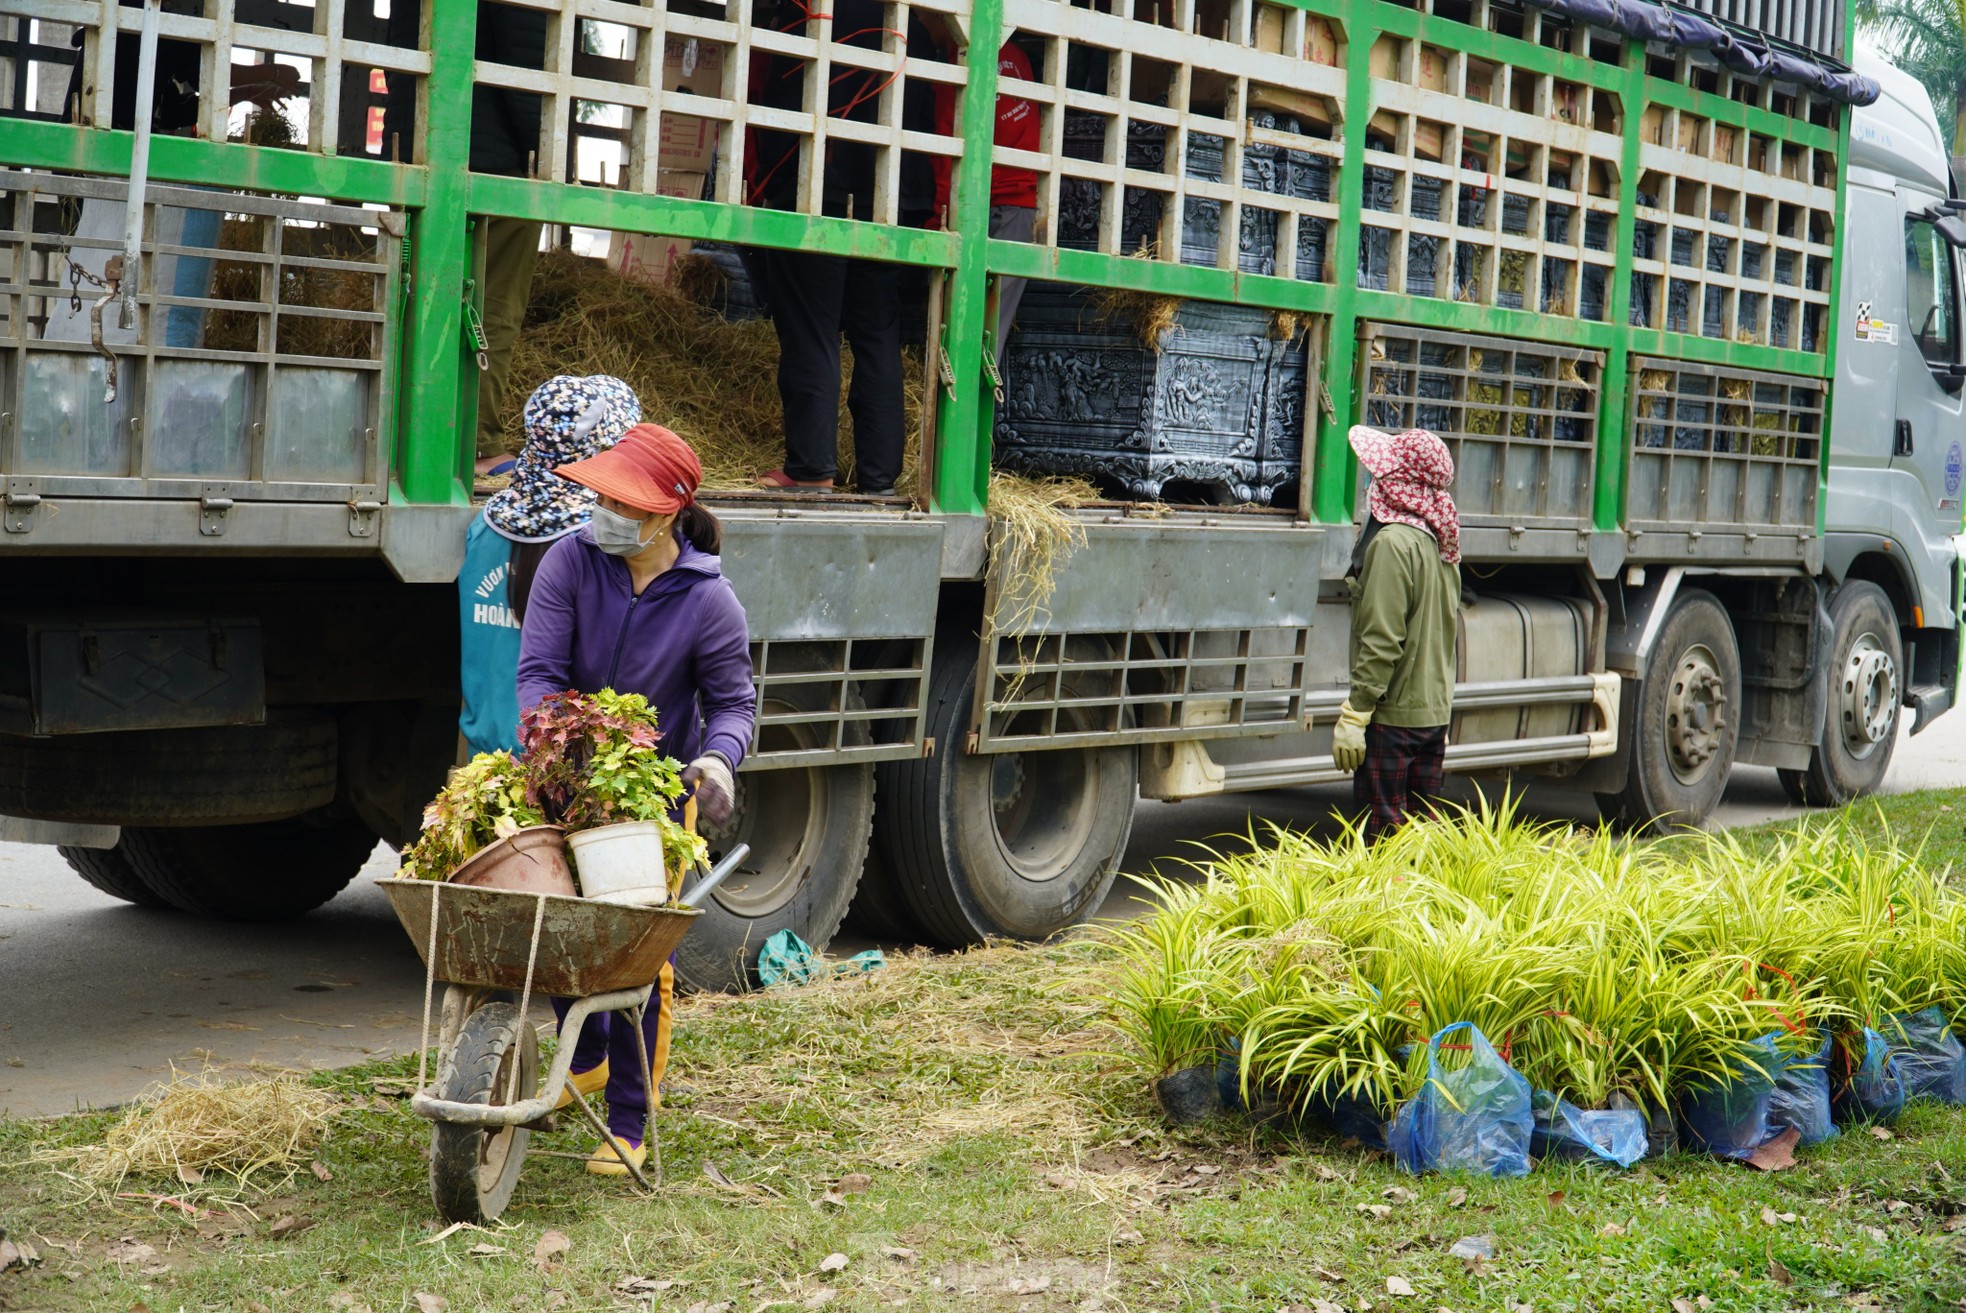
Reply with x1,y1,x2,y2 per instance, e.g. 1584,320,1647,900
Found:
1330,426,1462,842
475,218,545,474
749,0,907,496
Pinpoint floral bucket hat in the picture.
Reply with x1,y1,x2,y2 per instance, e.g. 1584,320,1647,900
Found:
483,375,642,542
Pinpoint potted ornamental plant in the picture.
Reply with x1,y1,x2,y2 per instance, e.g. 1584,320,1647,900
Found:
397,751,574,894
519,690,709,906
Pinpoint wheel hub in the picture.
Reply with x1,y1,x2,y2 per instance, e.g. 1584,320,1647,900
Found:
1839,631,1898,756
992,755,1027,815
1665,643,1729,783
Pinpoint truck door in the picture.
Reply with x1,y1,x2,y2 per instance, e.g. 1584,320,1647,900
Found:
1891,197,1966,526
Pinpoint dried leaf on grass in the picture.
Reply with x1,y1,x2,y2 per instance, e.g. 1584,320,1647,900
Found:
534,1229,571,1270
44,1069,334,1193
1745,1127,1801,1173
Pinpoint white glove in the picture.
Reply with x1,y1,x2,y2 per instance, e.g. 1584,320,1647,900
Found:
1332,701,1372,774
681,752,735,829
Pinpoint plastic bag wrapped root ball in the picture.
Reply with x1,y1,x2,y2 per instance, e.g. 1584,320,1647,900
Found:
1767,1031,1839,1146
1831,1027,1906,1126
1389,1023,1533,1178
1531,1090,1648,1168
1890,1007,1966,1105
1678,1032,1784,1161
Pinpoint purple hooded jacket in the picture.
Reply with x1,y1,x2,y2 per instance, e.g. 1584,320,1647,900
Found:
516,528,755,770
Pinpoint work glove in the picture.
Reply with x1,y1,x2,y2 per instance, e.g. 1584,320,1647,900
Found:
680,752,735,830
1332,701,1372,775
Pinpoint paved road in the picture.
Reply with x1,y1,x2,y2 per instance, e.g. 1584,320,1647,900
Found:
5,714,1964,1119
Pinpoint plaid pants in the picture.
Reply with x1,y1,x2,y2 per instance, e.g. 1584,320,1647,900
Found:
1354,722,1448,841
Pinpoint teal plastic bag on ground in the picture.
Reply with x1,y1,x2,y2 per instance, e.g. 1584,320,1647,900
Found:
757,929,885,988
1530,1090,1647,1167
1389,1023,1532,1177
1768,1031,1838,1146
1831,1027,1905,1125
1890,1007,1966,1105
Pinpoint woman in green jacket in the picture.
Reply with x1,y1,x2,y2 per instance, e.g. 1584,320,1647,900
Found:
1333,426,1462,840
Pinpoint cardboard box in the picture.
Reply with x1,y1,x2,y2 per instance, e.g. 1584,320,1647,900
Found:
660,37,726,173
607,170,708,288
1640,104,1667,145
1369,35,1401,81
1252,4,1289,54
1308,18,1339,66
1251,83,1333,129
1418,46,1449,92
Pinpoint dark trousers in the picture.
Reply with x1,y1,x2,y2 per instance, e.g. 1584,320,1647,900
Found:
757,249,904,491
1354,722,1447,842
551,960,674,1142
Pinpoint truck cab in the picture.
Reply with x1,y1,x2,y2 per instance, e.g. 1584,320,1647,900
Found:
1813,43,1966,801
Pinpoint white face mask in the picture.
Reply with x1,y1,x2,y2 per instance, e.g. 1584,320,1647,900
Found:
591,504,662,556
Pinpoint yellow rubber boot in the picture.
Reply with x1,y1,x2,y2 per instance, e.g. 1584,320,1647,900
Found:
553,1059,610,1111
585,1137,647,1177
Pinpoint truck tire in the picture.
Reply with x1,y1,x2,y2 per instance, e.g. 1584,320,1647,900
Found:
0,709,337,827
674,673,874,993
1778,581,1902,807
1597,588,1741,831
111,812,378,919
57,845,168,909
429,1000,537,1224
874,646,1136,948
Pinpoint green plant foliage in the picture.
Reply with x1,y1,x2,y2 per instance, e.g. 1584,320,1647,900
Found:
520,689,710,878
397,751,544,881
397,690,708,884
1103,798,1966,1124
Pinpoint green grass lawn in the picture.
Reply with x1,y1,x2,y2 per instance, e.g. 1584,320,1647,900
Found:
2,794,1965,1313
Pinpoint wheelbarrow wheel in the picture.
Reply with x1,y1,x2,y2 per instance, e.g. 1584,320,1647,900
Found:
430,1001,538,1224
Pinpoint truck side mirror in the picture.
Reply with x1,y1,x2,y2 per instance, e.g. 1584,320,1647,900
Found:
1923,210,1966,249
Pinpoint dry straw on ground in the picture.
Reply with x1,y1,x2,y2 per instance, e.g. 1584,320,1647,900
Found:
55,1069,335,1192
673,943,1122,1170
501,250,925,492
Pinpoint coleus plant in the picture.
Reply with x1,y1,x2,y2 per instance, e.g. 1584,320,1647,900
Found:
398,751,544,881
519,688,709,878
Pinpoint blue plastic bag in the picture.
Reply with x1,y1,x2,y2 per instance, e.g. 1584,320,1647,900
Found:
1388,1023,1532,1177
1530,1090,1647,1168
1831,1027,1905,1125
1768,1031,1838,1146
1678,1032,1783,1161
1890,1007,1966,1105
756,929,886,988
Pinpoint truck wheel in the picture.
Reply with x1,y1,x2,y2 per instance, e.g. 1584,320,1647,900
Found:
1597,588,1741,831
1778,581,1902,807
429,1000,537,1224
673,679,874,993
57,845,168,909
113,812,378,919
874,646,1136,948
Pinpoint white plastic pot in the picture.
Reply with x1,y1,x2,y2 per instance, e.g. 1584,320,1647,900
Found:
566,821,671,906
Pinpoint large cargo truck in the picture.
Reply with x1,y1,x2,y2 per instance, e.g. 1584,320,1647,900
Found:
1,0,1960,990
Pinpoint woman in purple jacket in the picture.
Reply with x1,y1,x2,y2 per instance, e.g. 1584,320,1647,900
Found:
516,422,755,1177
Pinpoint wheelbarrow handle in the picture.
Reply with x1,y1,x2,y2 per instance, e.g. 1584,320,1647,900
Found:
679,843,751,910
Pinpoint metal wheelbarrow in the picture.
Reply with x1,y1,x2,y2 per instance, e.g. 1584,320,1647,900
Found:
379,844,748,1223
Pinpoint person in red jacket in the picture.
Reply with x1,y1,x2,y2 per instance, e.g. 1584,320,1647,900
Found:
933,41,1039,364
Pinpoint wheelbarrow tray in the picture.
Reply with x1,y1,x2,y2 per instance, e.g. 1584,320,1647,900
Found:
380,878,700,995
